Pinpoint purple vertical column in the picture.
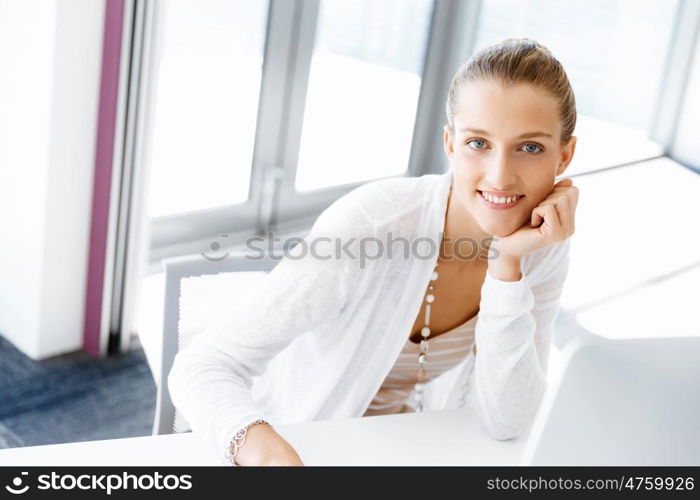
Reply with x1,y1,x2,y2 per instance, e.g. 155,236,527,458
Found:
83,0,125,356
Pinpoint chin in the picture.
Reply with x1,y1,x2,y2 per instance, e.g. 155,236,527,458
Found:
478,220,523,238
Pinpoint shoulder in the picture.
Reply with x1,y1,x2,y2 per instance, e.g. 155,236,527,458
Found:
343,173,445,227
313,173,443,236
522,237,572,287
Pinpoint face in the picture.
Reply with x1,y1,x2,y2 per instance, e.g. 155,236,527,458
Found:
443,79,576,238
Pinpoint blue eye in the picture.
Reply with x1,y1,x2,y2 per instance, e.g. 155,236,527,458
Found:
466,139,543,154
467,139,487,150
522,143,542,154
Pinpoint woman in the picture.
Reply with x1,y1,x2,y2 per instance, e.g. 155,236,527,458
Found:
168,37,579,466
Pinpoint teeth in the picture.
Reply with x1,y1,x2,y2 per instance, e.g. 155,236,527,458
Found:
481,192,521,204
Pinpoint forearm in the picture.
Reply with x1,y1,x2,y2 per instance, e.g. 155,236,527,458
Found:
475,240,571,440
473,327,547,440
473,270,546,440
167,336,270,463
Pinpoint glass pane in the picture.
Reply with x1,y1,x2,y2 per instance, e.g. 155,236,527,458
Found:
474,0,678,174
294,0,434,192
146,0,269,218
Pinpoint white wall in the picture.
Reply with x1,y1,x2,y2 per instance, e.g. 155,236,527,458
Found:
672,33,700,169
0,0,105,359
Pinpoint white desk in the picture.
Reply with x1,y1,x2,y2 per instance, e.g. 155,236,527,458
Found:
0,408,528,466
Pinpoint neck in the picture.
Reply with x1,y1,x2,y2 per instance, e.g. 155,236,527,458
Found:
440,183,492,263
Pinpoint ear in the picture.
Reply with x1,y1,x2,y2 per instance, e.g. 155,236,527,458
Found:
556,135,577,176
443,125,454,160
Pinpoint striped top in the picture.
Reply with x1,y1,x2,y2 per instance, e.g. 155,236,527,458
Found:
362,313,478,416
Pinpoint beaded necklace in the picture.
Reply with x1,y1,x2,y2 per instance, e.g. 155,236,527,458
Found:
413,185,475,412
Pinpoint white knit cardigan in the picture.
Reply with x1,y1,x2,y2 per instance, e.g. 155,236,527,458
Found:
167,167,572,464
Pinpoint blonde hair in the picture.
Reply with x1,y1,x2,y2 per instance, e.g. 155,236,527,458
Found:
445,37,576,144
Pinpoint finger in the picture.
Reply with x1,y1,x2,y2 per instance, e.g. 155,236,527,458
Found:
538,190,577,211
534,203,561,237
560,190,577,215
570,185,580,210
556,194,576,228
548,186,577,202
550,186,574,197
531,206,543,227
553,193,574,214
554,195,573,238
554,177,573,188
533,185,577,226
533,197,563,218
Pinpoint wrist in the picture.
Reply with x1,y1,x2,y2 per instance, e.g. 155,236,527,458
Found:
233,425,298,466
227,419,272,466
487,254,522,282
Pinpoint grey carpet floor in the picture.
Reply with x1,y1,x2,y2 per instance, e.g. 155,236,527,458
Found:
0,333,156,449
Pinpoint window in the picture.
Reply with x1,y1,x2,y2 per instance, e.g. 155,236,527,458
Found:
294,0,434,191
474,0,679,172
140,0,441,256
145,0,269,218
138,0,686,259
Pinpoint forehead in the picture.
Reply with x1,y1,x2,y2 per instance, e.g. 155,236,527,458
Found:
453,80,560,137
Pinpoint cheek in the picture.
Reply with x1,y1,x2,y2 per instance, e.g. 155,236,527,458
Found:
527,175,557,198
521,168,557,197
452,164,480,187
455,151,484,170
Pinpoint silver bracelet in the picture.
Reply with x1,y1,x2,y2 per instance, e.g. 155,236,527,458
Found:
224,419,271,466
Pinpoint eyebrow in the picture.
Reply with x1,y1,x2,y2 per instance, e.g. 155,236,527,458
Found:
459,127,553,140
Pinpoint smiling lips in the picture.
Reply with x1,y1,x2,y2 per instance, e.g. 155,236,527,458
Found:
477,190,525,210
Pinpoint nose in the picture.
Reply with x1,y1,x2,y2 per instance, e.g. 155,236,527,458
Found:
485,149,517,190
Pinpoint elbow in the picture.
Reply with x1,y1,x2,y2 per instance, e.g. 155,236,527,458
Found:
166,352,186,406
483,420,530,441
166,359,178,393
166,341,254,406
166,346,203,406
476,400,526,441
480,408,539,441
478,383,545,441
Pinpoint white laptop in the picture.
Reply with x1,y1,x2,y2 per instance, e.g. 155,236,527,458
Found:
520,333,700,465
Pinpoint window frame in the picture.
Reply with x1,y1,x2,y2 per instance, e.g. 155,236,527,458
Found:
143,0,294,251
139,0,483,262
263,0,486,233
133,0,698,264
